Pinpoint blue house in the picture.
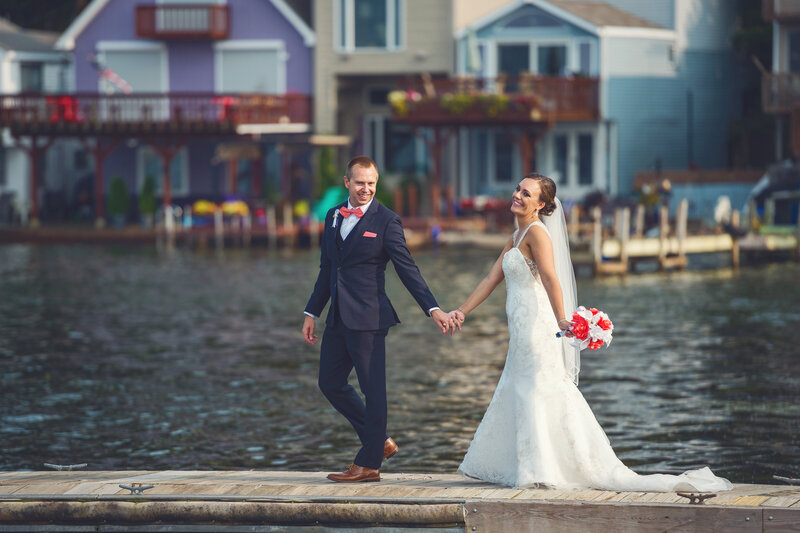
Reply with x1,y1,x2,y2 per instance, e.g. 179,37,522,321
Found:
394,0,742,205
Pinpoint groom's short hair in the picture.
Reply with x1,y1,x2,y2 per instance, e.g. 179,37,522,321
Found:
346,156,378,179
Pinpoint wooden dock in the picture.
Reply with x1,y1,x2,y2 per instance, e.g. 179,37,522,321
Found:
1,471,798,532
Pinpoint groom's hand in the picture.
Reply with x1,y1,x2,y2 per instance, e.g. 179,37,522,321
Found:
302,315,318,344
431,309,453,336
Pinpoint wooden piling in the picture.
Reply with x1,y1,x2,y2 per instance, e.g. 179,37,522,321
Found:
242,214,251,247
266,206,277,249
634,204,645,238
731,209,741,269
213,209,223,249
283,204,295,248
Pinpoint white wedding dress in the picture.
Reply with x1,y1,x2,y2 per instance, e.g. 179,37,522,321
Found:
458,221,732,492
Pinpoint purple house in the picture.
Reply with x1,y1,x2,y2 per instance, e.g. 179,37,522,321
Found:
1,0,315,226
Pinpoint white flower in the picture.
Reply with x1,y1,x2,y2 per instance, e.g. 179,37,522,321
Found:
332,209,340,228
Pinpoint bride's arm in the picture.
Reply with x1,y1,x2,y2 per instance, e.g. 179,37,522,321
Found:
453,238,513,318
526,228,570,329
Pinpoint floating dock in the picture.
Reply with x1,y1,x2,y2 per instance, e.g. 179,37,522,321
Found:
1,471,798,532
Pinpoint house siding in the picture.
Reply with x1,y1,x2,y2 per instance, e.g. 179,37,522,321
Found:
73,0,311,94
314,0,454,133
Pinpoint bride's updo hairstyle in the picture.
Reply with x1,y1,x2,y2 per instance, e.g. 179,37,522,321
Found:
523,173,557,216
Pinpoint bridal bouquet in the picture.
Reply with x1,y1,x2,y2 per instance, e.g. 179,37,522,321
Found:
557,306,614,351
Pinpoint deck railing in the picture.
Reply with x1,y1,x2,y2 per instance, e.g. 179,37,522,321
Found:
761,72,800,113
763,0,800,21
136,4,230,40
392,75,599,124
0,93,312,135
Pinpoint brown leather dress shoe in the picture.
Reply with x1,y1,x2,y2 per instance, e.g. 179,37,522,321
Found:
327,463,380,483
384,437,399,460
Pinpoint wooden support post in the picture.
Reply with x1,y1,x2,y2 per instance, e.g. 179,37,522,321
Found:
430,128,442,218
731,209,741,269
393,188,404,217
634,204,645,238
267,206,277,249
78,138,119,229
14,135,56,228
228,158,239,195
408,183,419,217
149,141,184,210
591,206,602,274
309,214,320,248
445,185,455,218
613,209,623,238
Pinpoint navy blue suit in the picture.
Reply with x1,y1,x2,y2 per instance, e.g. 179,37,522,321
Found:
305,199,438,468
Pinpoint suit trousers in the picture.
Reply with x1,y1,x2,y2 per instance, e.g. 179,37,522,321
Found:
318,319,389,469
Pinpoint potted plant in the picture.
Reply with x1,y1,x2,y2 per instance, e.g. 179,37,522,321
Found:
108,176,129,228
139,175,157,228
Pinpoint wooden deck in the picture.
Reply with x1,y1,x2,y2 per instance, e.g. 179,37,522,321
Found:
1,471,798,532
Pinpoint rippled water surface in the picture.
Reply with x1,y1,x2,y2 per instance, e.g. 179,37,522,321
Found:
1,244,798,483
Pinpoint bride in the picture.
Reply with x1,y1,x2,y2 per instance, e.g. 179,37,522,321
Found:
448,173,732,492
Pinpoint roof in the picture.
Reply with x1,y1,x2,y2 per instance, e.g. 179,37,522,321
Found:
55,0,315,50
456,0,669,38
548,1,662,29
0,17,59,52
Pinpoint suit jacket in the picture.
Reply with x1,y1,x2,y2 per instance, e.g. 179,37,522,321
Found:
305,200,438,331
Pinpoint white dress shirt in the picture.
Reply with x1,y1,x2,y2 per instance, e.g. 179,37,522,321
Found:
339,199,371,240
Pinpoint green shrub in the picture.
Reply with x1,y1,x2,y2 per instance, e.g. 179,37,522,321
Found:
139,175,157,215
108,176,129,217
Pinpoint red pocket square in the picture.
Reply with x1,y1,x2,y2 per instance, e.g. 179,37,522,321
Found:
363,231,377,238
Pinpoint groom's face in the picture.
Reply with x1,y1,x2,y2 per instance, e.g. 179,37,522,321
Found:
344,164,378,208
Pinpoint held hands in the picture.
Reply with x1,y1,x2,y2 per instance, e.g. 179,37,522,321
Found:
431,308,458,336
448,309,465,332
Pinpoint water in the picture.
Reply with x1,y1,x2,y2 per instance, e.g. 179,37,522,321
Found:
1,244,798,484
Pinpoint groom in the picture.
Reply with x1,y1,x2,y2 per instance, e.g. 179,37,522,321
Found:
302,156,452,482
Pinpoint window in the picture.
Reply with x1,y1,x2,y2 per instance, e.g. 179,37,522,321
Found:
494,133,513,183
553,134,568,184
790,30,800,72
20,62,43,93
498,44,529,77
216,44,285,93
368,88,391,106
537,45,567,75
137,146,189,197
578,134,593,185
337,0,404,52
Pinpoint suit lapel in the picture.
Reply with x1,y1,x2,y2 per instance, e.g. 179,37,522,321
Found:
330,202,347,260
340,200,379,261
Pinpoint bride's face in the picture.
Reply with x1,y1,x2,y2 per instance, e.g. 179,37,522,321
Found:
511,179,545,217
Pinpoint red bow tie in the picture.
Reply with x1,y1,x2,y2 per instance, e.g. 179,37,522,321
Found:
340,207,364,219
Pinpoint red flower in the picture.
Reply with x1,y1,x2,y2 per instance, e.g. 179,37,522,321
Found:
588,339,604,350
589,308,599,315
570,314,589,340
598,317,612,331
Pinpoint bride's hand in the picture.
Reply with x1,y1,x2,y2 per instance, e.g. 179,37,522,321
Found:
558,318,574,338
449,309,465,332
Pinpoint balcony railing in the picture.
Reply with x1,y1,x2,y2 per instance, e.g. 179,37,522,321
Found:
763,0,800,21
390,75,599,125
0,93,312,136
136,4,230,40
761,72,800,113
